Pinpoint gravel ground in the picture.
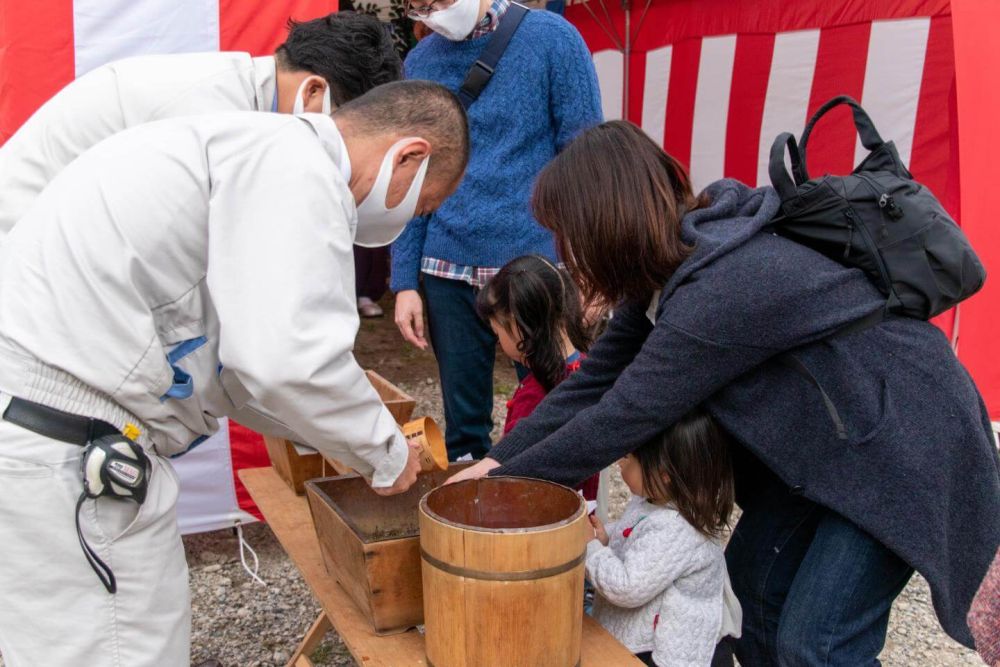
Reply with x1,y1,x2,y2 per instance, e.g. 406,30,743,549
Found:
1,376,977,666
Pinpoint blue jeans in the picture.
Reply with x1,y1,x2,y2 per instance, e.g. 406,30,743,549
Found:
724,459,913,666
422,274,496,460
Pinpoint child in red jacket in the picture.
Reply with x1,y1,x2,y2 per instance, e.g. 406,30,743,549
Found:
475,254,599,499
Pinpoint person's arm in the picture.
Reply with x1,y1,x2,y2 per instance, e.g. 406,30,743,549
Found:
389,214,430,293
548,18,604,151
497,322,775,486
489,302,652,463
586,513,701,609
206,123,410,488
492,238,884,486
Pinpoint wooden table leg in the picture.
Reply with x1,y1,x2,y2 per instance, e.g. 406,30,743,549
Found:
286,611,333,667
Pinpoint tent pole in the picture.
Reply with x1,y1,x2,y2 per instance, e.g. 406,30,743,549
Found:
622,0,630,120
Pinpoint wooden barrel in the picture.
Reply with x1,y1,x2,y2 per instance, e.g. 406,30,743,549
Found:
419,477,588,667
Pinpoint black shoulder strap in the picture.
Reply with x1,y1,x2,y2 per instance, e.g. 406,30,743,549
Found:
458,3,530,110
775,307,886,441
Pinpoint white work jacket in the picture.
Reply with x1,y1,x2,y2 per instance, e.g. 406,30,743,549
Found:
0,51,277,238
0,112,408,487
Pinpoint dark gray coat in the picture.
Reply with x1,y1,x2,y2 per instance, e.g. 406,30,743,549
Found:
490,179,1000,646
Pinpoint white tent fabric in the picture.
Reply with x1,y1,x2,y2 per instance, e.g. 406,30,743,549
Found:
172,419,258,535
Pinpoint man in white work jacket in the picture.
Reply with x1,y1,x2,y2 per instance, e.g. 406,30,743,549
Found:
0,10,401,238
0,80,469,667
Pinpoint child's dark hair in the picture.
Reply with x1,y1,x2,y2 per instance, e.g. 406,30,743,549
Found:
634,409,735,538
475,255,590,392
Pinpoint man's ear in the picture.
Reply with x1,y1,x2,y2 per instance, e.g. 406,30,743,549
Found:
398,138,431,166
306,77,328,106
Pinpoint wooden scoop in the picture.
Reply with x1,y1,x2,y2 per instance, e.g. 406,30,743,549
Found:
402,416,449,472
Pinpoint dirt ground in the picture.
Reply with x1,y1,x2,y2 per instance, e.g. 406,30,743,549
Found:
352,293,518,390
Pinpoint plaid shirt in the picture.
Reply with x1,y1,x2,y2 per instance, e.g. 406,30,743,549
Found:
419,0,513,287
469,0,512,39
421,257,500,288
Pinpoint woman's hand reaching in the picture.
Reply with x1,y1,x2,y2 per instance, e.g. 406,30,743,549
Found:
445,457,501,484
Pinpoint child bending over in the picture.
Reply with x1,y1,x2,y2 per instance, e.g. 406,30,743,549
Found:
475,254,599,499
587,410,742,667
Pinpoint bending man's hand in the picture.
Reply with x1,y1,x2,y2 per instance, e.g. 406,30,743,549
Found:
394,290,427,350
445,457,501,485
373,440,423,496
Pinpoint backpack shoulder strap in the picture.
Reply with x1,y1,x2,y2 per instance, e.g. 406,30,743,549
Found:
458,3,530,110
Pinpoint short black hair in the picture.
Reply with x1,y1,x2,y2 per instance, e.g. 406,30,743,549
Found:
275,12,402,105
333,80,469,186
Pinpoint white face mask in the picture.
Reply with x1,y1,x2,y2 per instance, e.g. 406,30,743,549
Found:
417,0,482,41
291,75,331,115
354,138,431,247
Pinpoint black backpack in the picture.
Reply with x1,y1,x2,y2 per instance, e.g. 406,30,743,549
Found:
768,95,986,321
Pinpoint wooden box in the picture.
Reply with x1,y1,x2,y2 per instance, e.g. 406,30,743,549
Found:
264,370,415,494
365,370,415,425
304,463,472,635
263,436,324,495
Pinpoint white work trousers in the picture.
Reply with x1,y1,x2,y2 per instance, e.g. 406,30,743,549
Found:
0,407,190,666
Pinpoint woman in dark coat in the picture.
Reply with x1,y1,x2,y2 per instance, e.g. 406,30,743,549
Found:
450,121,1000,665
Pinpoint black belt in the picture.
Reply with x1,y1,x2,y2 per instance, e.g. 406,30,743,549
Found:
2,396,120,445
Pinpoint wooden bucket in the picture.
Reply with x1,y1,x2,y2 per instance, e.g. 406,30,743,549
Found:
419,477,588,667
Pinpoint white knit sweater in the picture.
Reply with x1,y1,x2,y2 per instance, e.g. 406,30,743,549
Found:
585,495,741,667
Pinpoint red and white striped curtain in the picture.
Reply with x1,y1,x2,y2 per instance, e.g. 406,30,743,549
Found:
566,0,1000,419
567,0,956,207
0,0,338,143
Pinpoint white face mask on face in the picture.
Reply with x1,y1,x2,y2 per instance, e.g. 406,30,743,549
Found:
291,75,332,115
416,0,482,41
354,139,431,247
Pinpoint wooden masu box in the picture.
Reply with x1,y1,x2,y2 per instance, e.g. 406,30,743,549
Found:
304,463,472,635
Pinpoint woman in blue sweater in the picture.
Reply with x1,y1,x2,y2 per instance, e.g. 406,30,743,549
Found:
450,121,1000,665
391,0,603,460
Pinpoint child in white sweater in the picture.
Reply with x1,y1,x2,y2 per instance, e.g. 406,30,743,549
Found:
587,410,742,667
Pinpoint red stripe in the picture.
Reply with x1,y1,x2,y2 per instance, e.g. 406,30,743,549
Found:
0,0,75,145
569,2,623,53
910,16,958,340
802,23,871,178
219,0,339,54
662,38,701,169
228,421,272,521
951,0,1000,416
723,34,775,186
909,15,956,217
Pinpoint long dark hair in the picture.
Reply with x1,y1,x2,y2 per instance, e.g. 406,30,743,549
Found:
475,255,590,392
634,409,735,539
531,120,710,306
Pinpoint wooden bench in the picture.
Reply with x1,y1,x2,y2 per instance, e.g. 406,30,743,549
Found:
239,467,643,667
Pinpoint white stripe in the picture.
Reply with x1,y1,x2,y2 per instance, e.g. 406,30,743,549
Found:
856,18,931,167
593,49,624,121
756,29,821,188
74,0,221,77
689,35,737,192
641,46,673,147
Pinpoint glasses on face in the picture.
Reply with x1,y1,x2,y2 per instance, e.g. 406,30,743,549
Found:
406,0,456,18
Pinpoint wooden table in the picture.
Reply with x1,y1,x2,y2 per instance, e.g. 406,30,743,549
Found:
240,467,643,667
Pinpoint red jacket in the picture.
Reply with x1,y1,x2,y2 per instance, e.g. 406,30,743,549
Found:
503,356,599,500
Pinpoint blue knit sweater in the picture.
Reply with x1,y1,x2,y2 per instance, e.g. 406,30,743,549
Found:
390,10,603,292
